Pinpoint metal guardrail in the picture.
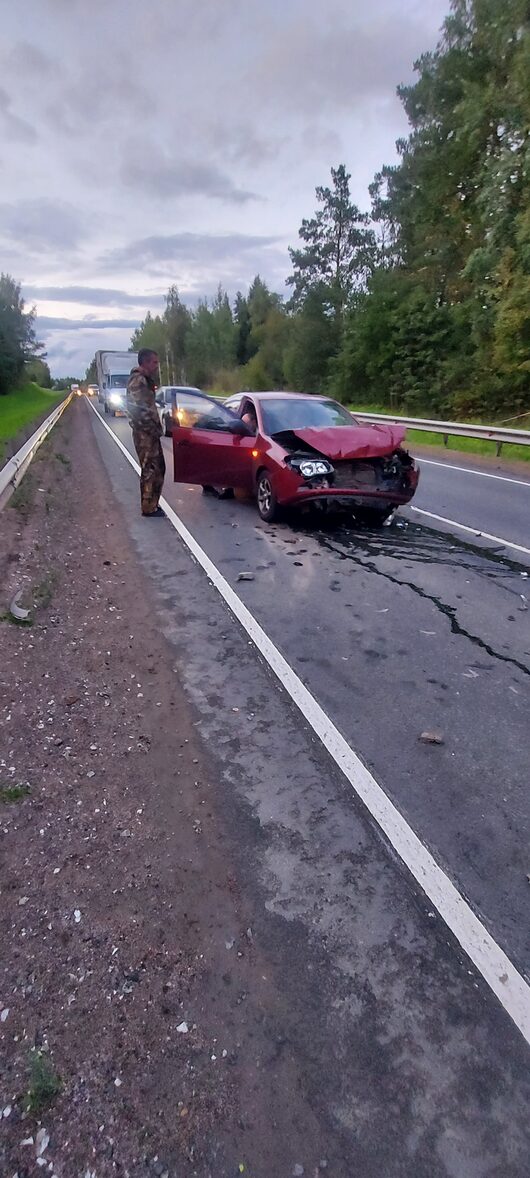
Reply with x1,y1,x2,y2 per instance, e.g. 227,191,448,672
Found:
352,410,530,456
211,393,529,456
0,393,73,510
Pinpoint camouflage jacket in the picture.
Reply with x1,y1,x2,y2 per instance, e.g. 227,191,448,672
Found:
126,368,162,434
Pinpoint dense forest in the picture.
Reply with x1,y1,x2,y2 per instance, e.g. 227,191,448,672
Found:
123,0,529,419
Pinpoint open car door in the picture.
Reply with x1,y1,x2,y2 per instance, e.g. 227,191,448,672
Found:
172,391,255,490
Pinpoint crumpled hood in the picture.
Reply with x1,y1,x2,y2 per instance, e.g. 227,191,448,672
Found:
283,423,406,460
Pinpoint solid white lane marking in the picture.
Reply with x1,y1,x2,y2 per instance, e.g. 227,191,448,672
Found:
410,506,530,558
417,457,530,488
88,399,530,1047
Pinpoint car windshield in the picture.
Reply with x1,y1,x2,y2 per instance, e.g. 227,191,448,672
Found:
109,375,129,388
261,397,356,435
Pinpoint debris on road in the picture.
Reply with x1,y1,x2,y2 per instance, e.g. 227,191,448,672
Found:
418,730,445,745
237,571,255,582
9,589,31,624
36,1128,50,1157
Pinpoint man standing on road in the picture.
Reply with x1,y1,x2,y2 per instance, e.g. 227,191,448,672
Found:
127,348,165,517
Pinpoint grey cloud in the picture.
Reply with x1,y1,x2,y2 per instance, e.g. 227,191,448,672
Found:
102,231,281,271
24,285,164,308
0,87,37,144
0,199,88,251
7,41,53,76
43,82,150,141
45,326,137,377
200,120,286,168
37,316,141,331
65,72,151,129
122,155,257,204
4,0,448,378
249,8,445,113
298,123,342,157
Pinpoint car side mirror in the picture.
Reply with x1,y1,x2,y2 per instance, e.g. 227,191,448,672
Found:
155,393,164,406
230,418,252,436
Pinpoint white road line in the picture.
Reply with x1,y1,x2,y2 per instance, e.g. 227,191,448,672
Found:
417,457,530,488
88,399,530,1047
410,506,530,558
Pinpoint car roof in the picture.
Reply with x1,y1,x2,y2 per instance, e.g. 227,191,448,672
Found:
234,391,329,402
160,385,201,392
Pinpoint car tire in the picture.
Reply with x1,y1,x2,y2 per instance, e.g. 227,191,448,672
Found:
110,408,116,417
104,401,108,414
256,470,280,522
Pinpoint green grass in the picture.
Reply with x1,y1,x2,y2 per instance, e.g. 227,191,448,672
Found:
24,1050,62,1114
0,382,64,459
404,428,530,462
33,571,57,609
349,403,530,463
0,783,30,804
0,611,33,627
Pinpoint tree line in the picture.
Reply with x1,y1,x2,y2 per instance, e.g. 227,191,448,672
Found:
0,274,48,395
125,0,529,419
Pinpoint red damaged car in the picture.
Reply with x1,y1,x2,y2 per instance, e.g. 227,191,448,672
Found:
171,389,419,524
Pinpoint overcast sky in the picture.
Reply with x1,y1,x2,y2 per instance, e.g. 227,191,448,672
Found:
2,0,448,376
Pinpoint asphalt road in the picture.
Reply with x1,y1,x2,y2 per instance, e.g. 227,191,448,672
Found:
86,402,530,1174
96,407,530,972
407,450,530,553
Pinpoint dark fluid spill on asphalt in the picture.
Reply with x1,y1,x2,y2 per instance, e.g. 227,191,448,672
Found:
284,511,530,678
294,512,527,580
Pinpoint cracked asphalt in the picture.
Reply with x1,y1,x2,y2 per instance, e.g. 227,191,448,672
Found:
94,406,530,977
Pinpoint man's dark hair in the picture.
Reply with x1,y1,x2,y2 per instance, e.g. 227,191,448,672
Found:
138,347,158,366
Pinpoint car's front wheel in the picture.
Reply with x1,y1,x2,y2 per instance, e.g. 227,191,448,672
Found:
256,471,279,522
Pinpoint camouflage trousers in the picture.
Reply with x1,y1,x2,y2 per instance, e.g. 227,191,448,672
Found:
131,425,166,515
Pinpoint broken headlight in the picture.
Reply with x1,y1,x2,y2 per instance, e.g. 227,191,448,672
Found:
299,460,331,478
287,455,334,479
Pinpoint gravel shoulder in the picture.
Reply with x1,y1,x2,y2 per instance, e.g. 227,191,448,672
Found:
0,405,296,1177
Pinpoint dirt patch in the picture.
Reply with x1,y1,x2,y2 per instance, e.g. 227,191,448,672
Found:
0,403,297,1178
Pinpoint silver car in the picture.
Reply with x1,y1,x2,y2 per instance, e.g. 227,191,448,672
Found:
155,385,203,436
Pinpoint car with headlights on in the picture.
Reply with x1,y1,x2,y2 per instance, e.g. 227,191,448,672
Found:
155,385,203,435
171,389,419,524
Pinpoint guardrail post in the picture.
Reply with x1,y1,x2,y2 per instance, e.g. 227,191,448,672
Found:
496,441,503,457
443,434,449,447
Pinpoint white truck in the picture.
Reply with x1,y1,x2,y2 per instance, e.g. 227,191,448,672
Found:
95,350,136,417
